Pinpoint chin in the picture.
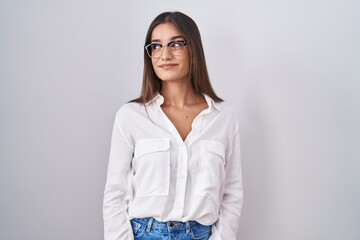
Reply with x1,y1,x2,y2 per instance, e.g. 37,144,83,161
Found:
157,72,188,82
158,74,178,81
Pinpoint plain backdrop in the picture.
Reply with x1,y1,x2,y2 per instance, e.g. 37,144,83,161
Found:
0,0,359,240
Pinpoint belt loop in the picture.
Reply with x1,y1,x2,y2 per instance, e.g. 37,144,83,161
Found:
146,217,154,232
185,221,190,234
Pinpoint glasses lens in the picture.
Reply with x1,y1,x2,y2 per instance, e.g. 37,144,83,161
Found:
168,41,186,56
145,44,160,58
169,41,185,50
145,41,187,59
151,44,162,58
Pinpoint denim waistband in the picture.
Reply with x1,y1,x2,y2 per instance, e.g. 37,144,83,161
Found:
130,217,207,231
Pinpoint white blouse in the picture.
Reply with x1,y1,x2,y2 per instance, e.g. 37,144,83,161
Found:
103,94,243,240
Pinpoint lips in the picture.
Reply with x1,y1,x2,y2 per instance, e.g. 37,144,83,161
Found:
158,63,177,69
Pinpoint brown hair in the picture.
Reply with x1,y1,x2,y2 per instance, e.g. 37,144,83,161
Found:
131,11,223,103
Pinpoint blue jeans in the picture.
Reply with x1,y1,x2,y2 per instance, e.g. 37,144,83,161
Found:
130,217,212,240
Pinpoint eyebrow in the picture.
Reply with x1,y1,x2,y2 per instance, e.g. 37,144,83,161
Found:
150,35,185,43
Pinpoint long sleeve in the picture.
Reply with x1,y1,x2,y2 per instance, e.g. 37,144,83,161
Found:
103,112,134,240
210,127,244,240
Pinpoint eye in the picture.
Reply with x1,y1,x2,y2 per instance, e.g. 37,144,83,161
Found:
169,41,186,49
150,43,162,51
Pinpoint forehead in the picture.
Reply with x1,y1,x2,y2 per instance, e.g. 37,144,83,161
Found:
151,23,184,42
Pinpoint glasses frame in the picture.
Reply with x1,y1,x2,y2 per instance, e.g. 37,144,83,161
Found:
144,40,187,59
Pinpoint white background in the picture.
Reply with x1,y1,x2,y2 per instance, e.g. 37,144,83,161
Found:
0,0,359,239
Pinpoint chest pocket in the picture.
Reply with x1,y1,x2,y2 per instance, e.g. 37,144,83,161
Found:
195,140,226,205
133,138,170,197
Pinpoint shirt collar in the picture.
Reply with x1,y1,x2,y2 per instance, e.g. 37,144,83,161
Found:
203,94,222,111
145,93,164,106
146,93,221,111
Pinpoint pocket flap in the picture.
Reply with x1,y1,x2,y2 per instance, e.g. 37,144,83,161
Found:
201,140,225,159
135,138,170,158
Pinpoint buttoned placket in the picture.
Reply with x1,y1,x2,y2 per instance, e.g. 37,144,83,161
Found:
173,143,187,219
156,101,188,219
155,96,212,220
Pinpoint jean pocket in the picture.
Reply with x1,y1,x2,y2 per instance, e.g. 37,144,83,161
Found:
190,224,212,239
133,138,170,197
130,219,146,238
195,140,226,205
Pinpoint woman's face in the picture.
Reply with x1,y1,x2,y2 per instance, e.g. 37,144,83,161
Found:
150,23,190,83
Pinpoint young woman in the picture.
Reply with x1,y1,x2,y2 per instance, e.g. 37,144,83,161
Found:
103,11,243,240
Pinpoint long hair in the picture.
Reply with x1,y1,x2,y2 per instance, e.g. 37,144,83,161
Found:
131,11,223,103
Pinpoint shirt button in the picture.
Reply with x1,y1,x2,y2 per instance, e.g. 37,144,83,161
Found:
176,203,181,209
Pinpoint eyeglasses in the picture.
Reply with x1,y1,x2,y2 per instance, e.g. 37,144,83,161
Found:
144,40,187,59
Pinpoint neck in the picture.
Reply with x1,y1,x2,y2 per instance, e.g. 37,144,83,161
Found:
160,81,201,108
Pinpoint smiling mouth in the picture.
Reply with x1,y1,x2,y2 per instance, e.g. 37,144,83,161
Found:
159,64,177,69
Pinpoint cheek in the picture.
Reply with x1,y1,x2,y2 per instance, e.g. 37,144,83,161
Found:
151,59,157,68
151,60,159,74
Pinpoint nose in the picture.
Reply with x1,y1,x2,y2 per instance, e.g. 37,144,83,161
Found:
160,45,173,60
